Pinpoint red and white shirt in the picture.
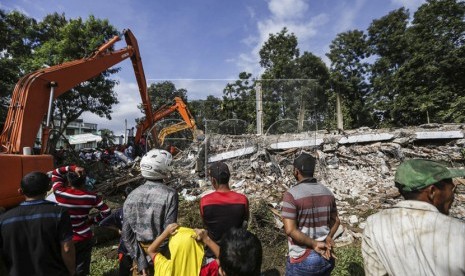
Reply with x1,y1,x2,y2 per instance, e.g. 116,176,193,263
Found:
52,165,111,242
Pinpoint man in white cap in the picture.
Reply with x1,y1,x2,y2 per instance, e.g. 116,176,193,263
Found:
122,149,178,276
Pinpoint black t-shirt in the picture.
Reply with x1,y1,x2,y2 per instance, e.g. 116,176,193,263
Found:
0,200,73,276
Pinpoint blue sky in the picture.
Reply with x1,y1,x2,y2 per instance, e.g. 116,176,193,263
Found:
2,0,425,135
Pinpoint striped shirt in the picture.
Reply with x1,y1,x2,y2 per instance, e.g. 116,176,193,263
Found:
362,200,465,276
52,165,111,242
281,178,337,261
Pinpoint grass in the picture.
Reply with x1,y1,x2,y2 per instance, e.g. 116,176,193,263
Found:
333,243,365,276
89,197,366,275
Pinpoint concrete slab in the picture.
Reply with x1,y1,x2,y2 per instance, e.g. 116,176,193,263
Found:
415,131,464,140
269,139,324,149
208,146,256,162
338,133,393,144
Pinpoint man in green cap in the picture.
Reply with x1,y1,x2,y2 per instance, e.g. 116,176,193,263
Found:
362,159,465,276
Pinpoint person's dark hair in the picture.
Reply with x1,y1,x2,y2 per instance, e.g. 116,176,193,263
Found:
67,172,86,187
216,172,230,185
293,153,316,178
219,228,262,276
396,179,452,200
209,162,230,185
396,182,422,199
21,172,50,197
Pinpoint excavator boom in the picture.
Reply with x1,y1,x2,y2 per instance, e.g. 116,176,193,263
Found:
0,29,154,208
135,97,197,145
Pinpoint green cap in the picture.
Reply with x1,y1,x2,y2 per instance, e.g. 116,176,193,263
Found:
395,159,465,192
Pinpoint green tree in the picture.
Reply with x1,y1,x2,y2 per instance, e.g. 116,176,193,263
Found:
0,10,38,125
222,72,256,132
327,30,372,128
259,28,300,127
392,0,465,124
147,81,188,112
294,52,330,130
367,8,410,125
188,95,224,131
258,28,332,131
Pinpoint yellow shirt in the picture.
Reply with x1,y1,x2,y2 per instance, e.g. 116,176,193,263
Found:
154,227,205,276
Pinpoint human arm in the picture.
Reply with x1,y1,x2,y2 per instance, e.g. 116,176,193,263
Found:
147,223,179,259
325,201,341,250
92,195,111,223
164,191,179,228
61,240,75,276
194,229,220,258
51,165,85,190
283,218,329,259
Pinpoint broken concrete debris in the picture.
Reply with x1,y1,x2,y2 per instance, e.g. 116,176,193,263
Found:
103,124,465,248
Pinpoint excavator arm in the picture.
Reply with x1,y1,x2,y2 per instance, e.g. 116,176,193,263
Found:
0,29,154,154
158,120,197,146
0,29,154,208
134,97,197,145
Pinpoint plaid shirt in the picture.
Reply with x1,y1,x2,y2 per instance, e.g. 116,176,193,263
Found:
122,180,178,271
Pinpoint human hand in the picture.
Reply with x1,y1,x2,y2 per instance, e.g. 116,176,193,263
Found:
325,236,334,248
163,223,179,237
193,229,208,242
313,241,331,260
75,167,85,177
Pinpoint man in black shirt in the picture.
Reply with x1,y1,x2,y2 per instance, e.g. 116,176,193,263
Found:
0,171,75,276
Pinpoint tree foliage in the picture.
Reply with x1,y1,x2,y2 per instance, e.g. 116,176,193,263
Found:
258,28,330,130
147,81,188,112
0,10,120,150
222,72,256,132
327,30,372,128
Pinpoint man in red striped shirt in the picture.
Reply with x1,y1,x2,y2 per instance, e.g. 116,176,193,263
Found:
52,165,111,276
282,153,340,276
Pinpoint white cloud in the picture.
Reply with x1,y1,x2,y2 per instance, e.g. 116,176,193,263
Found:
234,0,328,77
81,79,144,136
333,0,367,33
390,0,426,12
268,0,309,20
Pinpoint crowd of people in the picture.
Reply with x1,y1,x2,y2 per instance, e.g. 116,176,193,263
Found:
1,147,465,275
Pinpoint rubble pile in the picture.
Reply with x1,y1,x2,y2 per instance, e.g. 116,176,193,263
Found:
170,124,465,246
103,123,465,247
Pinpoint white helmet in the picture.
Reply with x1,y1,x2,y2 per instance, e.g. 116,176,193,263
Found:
140,149,173,180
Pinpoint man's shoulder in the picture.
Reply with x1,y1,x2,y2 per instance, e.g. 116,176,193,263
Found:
1,202,66,221
201,190,248,205
229,190,248,200
125,182,176,201
287,181,331,193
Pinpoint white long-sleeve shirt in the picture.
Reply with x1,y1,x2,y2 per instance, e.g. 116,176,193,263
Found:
362,200,465,276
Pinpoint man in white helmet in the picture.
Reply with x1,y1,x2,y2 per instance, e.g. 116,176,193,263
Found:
122,149,178,276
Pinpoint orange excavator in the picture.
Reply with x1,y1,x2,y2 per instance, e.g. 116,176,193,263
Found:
138,96,197,146
0,29,157,208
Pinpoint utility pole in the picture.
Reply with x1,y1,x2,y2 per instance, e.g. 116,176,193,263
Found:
256,81,263,135
124,119,128,144
336,93,343,130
